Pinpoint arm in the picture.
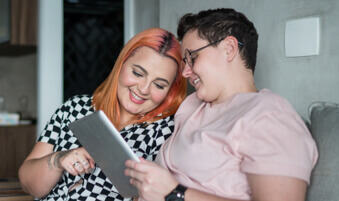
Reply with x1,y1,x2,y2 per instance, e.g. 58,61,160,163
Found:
246,174,307,201
125,158,246,201
125,159,307,201
19,142,63,198
183,175,306,201
18,142,95,198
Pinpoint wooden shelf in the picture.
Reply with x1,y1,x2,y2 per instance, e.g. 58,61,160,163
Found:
0,0,37,56
0,181,33,201
0,43,36,56
0,125,36,180
10,0,38,46
0,195,33,201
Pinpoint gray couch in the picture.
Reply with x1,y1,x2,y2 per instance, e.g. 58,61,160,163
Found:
306,102,339,201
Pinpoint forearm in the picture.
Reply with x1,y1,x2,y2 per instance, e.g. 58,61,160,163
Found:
184,188,248,201
19,152,64,198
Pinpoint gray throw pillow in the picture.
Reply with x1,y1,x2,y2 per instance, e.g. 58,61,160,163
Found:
306,102,339,201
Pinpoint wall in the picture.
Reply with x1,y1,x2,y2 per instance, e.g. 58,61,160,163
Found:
0,54,37,117
158,0,339,119
124,0,159,43
37,0,63,134
3,0,334,129
0,1,63,136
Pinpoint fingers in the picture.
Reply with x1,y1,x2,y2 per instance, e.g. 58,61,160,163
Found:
125,158,159,183
74,152,92,174
67,162,78,176
58,147,95,176
125,167,143,183
125,158,179,201
79,147,96,169
73,160,85,175
125,159,147,184
125,157,154,173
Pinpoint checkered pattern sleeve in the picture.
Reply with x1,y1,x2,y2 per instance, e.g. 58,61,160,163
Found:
35,96,173,201
37,101,70,145
148,115,175,161
37,95,93,147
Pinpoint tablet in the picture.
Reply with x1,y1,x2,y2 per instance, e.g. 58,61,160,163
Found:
69,110,140,198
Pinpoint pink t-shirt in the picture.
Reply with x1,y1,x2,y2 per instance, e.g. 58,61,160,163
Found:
155,89,318,200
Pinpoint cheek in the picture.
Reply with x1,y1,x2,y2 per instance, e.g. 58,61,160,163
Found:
118,70,136,87
150,89,169,104
193,57,208,75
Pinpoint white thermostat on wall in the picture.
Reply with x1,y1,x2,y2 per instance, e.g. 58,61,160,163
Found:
285,17,320,57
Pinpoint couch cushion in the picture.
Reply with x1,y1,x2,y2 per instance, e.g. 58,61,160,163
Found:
306,102,339,201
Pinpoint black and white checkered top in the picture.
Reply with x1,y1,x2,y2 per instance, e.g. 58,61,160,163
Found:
37,95,174,201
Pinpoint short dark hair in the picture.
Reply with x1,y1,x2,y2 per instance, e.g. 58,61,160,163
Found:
177,8,258,72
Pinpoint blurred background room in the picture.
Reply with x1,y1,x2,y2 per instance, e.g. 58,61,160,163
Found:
0,0,339,200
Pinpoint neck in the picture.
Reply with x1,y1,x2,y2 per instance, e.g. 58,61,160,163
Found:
212,64,257,105
118,110,135,131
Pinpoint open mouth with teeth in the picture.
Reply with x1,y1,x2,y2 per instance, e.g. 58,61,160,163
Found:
129,89,146,104
193,77,200,86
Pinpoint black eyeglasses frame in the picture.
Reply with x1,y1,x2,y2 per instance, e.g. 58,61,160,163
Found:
182,38,243,68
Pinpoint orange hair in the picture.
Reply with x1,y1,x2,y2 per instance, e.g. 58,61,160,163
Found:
92,28,187,128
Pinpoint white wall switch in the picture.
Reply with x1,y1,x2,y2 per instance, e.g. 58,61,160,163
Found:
285,17,320,57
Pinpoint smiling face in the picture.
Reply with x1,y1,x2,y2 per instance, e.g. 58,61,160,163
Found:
117,46,177,122
181,30,228,104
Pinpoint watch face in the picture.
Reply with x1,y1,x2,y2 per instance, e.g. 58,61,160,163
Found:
165,193,184,201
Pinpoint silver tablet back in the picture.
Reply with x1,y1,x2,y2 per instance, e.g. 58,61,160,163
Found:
69,110,139,198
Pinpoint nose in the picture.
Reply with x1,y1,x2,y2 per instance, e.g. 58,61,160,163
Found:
138,80,151,95
182,63,192,78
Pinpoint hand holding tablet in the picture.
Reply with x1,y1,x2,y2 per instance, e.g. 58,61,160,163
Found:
69,110,140,197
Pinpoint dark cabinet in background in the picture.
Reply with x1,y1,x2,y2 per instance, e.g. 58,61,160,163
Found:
63,0,123,100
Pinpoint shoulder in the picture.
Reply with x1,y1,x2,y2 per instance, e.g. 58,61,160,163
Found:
233,89,305,133
64,95,93,107
238,91,317,184
62,95,93,111
250,89,296,114
58,95,94,121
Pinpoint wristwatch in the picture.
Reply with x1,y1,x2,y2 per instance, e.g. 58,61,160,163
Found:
165,184,187,201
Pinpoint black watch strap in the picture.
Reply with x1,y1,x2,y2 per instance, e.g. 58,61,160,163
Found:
165,184,187,201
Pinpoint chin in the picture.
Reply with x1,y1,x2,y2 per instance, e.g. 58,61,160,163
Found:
195,91,205,101
123,105,139,115
196,92,215,103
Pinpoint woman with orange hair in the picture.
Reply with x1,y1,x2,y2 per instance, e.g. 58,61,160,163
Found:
18,28,187,201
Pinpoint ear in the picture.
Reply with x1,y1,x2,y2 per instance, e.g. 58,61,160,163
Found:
222,36,241,62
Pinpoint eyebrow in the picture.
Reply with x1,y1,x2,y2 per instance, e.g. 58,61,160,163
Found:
134,64,148,75
133,64,170,85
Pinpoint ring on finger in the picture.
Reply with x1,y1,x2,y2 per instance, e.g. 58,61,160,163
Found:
73,161,79,167
81,160,89,167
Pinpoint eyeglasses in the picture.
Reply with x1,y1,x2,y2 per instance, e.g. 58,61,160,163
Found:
182,38,243,68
